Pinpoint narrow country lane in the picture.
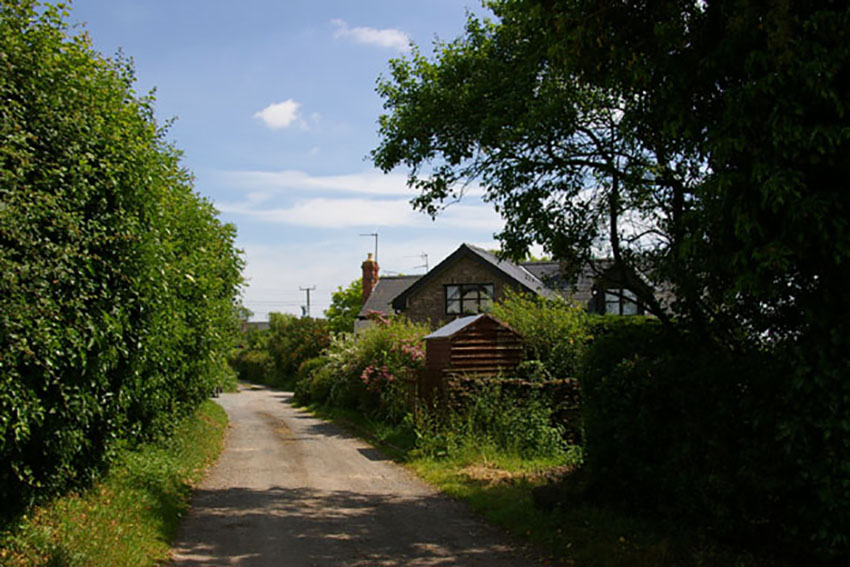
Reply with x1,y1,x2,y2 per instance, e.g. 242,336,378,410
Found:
169,384,544,567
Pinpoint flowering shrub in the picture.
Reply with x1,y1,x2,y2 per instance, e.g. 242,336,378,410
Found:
297,316,429,423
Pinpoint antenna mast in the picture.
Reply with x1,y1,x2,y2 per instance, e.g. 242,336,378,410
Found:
359,232,378,263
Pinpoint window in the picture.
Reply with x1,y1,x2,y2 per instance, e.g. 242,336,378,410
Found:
604,288,639,316
446,284,494,315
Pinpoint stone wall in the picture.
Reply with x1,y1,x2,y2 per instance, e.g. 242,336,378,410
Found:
403,256,515,328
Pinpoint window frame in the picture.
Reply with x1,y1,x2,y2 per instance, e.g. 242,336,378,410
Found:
602,287,641,316
445,283,494,315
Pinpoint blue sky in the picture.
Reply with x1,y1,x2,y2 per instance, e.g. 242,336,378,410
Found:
68,0,505,320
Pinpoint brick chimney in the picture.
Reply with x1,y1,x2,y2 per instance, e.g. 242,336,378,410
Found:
361,252,379,305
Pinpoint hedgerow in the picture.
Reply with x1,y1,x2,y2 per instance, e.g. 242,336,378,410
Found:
0,0,243,516
579,317,849,561
230,315,330,389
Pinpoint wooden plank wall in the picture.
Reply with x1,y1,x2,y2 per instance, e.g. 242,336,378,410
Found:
446,317,523,377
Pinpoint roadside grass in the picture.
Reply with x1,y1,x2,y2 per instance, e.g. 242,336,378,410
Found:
0,400,228,567
300,400,788,567
408,452,786,567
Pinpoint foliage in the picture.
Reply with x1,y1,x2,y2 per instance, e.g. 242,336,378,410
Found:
371,6,673,318
490,289,591,380
229,315,330,389
373,0,850,340
415,381,566,461
0,400,227,567
579,317,844,560
372,0,850,558
0,0,243,515
265,314,330,387
324,278,363,334
228,349,273,386
295,317,429,423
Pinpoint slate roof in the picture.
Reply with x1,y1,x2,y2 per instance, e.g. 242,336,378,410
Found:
520,261,567,292
356,275,420,319
464,245,556,299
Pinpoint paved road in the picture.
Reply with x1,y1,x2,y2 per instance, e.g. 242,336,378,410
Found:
169,384,543,566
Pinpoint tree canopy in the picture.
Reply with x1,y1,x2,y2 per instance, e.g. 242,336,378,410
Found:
324,278,363,334
372,0,850,556
372,0,850,342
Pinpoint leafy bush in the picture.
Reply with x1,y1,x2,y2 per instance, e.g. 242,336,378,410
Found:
229,350,274,385
490,289,591,379
299,316,429,423
579,316,846,560
292,356,329,404
415,380,566,460
0,1,243,514
265,314,330,388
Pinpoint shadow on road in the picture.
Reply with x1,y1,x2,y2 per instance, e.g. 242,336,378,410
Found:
171,486,526,566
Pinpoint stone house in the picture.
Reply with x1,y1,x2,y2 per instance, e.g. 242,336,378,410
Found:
355,243,664,331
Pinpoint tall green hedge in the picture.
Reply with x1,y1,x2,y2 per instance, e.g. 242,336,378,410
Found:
0,0,243,515
580,317,847,561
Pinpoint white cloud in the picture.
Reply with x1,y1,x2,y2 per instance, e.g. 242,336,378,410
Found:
331,18,410,51
218,194,503,231
253,99,301,129
219,169,485,198
220,197,417,228
222,169,411,196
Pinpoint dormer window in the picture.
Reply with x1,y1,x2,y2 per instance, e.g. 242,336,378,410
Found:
446,284,494,315
604,288,640,315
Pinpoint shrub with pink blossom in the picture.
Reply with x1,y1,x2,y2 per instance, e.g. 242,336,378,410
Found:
296,316,430,424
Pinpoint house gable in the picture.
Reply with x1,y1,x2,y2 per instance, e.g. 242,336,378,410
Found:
391,244,551,328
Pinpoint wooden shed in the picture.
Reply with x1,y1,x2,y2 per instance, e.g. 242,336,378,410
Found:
419,314,524,399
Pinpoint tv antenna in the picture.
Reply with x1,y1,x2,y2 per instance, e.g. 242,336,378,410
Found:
413,253,429,273
359,232,378,263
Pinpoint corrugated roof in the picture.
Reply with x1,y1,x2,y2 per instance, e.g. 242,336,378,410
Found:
357,275,421,319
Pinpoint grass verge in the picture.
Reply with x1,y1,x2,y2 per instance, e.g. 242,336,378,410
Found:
0,400,228,567
408,453,786,567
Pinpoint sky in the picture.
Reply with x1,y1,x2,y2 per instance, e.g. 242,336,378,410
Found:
66,0,505,321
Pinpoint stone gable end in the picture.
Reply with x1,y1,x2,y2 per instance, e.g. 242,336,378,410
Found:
403,255,517,328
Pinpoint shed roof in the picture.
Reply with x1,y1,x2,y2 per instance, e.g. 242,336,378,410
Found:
423,314,484,340
423,313,519,340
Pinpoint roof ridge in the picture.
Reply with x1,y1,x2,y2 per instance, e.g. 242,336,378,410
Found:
463,242,550,292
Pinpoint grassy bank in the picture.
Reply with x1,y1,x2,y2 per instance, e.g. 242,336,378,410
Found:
0,400,228,567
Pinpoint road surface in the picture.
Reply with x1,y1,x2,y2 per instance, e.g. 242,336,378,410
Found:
169,384,543,566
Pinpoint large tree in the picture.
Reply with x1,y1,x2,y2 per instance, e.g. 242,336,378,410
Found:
372,0,850,555
372,0,850,342
324,278,363,334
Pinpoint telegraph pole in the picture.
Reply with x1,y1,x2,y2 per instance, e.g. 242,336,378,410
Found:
299,286,316,318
